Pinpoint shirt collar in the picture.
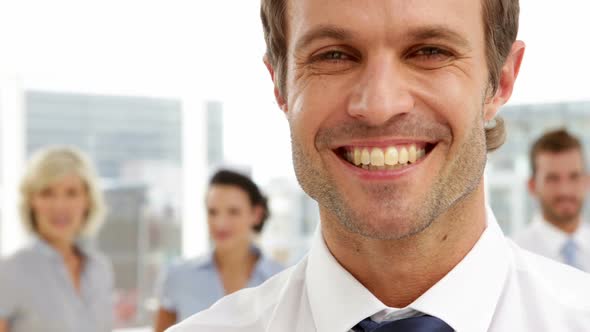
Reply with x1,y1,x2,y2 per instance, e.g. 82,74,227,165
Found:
199,245,266,270
573,222,590,251
532,214,586,252
32,236,99,261
533,214,590,252
306,227,385,332
411,207,510,332
33,236,61,259
75,237,100,260
306,207,510,332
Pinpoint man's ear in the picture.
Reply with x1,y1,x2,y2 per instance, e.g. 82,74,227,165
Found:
264,55,288,114
527,177,537,197
484,40,526,121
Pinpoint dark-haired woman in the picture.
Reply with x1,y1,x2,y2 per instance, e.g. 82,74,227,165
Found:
154,170,283,331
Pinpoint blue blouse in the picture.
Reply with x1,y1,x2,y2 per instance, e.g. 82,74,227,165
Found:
0,238,114,332
157,247,284,322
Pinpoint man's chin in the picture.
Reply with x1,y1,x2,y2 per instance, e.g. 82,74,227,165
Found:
339,211,431,240
547,210,580,224
555,214,579,224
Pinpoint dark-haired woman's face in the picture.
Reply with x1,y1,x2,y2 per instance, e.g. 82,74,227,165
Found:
206,185,261,251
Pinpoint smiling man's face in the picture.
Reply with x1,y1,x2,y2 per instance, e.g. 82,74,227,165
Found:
276,0,511,239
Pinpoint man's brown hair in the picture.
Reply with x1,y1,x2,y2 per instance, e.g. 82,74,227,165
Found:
529,129,584,176
260,0,519,152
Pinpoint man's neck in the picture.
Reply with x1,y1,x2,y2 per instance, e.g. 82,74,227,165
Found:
544,215,581,235
321,184,487,308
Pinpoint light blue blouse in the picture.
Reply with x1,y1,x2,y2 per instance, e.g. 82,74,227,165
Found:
157,247,284,322
0,238,114,332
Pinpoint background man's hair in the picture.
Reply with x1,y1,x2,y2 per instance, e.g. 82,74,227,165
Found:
260,0,519,152
529,128,584,176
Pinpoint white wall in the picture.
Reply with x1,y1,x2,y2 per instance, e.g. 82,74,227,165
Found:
0,77,27,255
512,0,590,104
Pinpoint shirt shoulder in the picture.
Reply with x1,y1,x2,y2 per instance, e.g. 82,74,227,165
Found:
0,246,43,318
166,255,216,281
158,255,217,297
490,241,590,330
511,222,540,247
167,259,307,332
508,239,590,310
577,222,590,244
0,245,41,276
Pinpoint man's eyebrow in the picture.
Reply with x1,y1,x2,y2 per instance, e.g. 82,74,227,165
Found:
293,24,472,51
294,25,355,51
406,26,472,49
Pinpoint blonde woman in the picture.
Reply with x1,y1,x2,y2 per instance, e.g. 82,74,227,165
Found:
0,147,113,332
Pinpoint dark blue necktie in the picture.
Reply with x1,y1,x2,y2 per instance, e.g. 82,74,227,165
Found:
355,315,453,332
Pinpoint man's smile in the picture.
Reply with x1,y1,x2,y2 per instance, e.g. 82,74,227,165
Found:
334,142,437,171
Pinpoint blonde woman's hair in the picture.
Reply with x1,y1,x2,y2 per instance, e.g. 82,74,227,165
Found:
19,146,107,237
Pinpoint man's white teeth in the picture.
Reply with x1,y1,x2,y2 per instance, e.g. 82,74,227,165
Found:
354,149,362,166
399,147,409,165
385,147,398,165
408,145,417,163
361,148,371,165
370,148,385,167
345,145,426,168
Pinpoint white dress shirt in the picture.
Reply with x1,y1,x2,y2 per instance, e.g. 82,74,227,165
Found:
513,215,590,272
168,208,590,332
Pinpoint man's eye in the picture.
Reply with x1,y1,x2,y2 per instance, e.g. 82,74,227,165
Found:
319,50,351,62
414,47,452,58
304,49,357,74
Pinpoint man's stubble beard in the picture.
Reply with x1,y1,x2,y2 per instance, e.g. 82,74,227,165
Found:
540,197,583,226
289,114,488,241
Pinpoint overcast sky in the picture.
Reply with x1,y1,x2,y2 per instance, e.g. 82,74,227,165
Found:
0,0,588,182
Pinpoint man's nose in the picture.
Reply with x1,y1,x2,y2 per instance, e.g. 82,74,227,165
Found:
347,56,415,126
556,180,577,197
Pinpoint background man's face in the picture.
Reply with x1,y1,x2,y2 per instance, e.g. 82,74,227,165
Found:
281,0,504,239
531,149,588,224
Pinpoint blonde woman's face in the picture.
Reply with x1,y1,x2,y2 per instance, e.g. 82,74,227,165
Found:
31,174,90,245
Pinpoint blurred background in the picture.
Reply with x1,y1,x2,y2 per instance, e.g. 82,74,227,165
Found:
0,0,588,330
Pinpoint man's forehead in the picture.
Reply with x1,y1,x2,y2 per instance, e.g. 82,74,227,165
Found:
287,0,483,42
538,149,584,159
537,149,586,169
